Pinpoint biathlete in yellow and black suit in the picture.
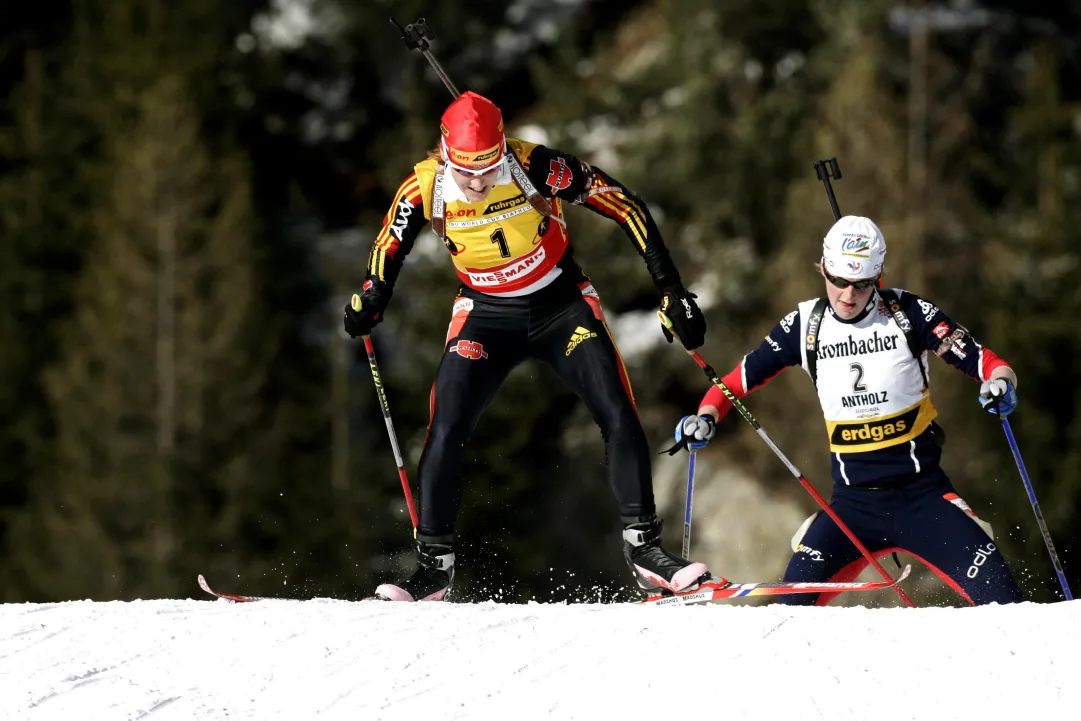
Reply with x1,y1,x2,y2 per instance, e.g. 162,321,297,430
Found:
344,91,711,602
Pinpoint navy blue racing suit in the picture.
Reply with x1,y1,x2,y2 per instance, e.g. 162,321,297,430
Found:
699,289,1024,605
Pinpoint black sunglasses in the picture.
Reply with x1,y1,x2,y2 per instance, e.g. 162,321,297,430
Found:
823,268,879,291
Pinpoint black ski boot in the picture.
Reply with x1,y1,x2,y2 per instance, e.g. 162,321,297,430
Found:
622,515,710,594
374,534,455,602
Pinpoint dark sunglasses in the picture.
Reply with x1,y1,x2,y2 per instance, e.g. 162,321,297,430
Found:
824,268,879,291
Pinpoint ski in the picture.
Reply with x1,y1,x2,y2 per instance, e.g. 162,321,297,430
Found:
199,564,912,606
640,564,912,606
197,574,291,603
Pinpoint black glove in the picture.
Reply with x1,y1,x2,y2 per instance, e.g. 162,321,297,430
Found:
658,285,706,350
343,281,390,338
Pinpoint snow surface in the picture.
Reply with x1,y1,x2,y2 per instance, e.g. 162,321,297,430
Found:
2,594,1078,720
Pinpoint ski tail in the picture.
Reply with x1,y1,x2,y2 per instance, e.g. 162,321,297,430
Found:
198,575,277,603
642,564,912,607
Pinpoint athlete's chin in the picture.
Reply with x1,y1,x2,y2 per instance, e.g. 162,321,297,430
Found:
833,302,860,319
464,188,493,202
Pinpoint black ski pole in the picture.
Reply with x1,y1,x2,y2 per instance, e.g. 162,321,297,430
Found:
813,157,843,221
390,17,461,99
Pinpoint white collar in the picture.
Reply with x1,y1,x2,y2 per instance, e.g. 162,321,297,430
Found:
826,293,878,325
440,161,515,204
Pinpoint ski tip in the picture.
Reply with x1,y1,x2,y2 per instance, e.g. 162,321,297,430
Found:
197,574,213,595
897,564,913,583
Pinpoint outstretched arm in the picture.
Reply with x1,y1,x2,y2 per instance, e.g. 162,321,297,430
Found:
901,292,1017,386
698,313,804,421
522,143,707,348
900,291,1019,414
523,144,682,291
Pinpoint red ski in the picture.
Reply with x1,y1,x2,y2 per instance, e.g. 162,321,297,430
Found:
641,564,912,606
199,565,911,606
197,574,285,603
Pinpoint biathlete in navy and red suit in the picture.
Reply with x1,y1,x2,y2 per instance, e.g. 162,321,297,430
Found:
345,91,713,602
673,215,1025,606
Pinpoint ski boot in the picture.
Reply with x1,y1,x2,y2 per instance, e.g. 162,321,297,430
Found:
622,515,710,594
373,534,455,602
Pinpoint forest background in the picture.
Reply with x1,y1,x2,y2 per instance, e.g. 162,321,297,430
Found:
2,0,1078,606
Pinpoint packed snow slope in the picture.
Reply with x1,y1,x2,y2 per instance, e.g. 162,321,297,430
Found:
2,595,1078,720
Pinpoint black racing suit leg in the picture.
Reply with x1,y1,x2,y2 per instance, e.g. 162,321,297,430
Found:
415,291,523,538
528,286,653,518
529,280,710,592
375,290,524,601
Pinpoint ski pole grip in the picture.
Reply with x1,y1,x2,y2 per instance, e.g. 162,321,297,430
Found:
813,156,842,182
351,294,372,340
391,16,432,52
813,157,843,221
